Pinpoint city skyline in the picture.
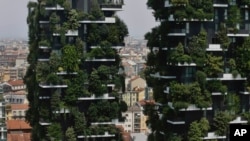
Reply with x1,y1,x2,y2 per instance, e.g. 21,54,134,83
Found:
0,0,158,40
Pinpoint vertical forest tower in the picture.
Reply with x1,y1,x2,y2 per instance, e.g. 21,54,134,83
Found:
145,0,250,140
26,0,128,140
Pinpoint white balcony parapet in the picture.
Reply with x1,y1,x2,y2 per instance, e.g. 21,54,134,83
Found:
56,72,78,75
167,120,185,125
79,17,115,24
168,102,212,111
202,132,226,140
239,91,250,95
213,4,228,7
90,46,123,49
176,63,196,66
91,119,121,125
39,121,51,126
39,84,68,88
227,33,249,37
39,21,49,24
53,108,70,114
78,93,115,100
168,14,213,22
211,92,227,96
53,30,78,36
45,5,64,10
206,73,247,81
77,132,115,138
207,44,224,51
167,33,186,36
229,116,248,124
85,58,115,62
39,96,50,99
38,58,50,61
101,7,123,11
150,72,176,79
107,84,115,87
39,46,50,49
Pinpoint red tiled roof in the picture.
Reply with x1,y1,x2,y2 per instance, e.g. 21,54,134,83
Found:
7,80,24,86
10,104,29,110
138,99,155,106
7,120,31,130
7,133,31,141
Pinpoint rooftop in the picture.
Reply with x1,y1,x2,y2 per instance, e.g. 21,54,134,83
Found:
7,120,31,130
7,80,24,86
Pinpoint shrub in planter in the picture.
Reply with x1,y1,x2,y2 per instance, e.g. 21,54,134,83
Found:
232,70,239,78
173,101,189,110
38,40,50,47
46,73,59,85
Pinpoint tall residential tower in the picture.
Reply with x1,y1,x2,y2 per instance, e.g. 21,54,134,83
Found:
145,0,250,140
25,0,128,140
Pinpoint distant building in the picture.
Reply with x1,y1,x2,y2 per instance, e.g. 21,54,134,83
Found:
4,91,28,104
122,103,148,134
127,76,146,91
7,120,31,141
6,104,28,120
7,80,26,92
122,87,145,107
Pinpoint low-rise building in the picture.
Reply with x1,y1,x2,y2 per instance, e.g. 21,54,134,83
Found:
122,87,145,107
6,104,28,120
122,103,148,134
127,76,146,91
7,120,31,141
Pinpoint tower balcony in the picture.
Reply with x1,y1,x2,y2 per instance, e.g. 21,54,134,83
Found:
79,17,115,24
213,0,228,8
100,0,123,11
77,132,115,139
206,44,224,51
206,73,247,81
227,29,249,37
78,93,115,100
53,30,78,36
44,4,64,10
167,29,186,36
150,72,176,79
39,83,68,88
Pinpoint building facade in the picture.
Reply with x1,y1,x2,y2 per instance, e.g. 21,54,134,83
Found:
145,0,250,140
26,0,128,140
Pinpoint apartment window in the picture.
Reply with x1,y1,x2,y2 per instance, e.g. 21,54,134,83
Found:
186,23,189,34
246,10,249,20
19,111,22,116
224,9,227,20
13,111,16,116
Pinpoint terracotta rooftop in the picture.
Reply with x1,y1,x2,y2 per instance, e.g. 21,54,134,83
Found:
138,99,155,106
10,104,29,110
7,80,24,86
7,120,31,130
7,133,31,141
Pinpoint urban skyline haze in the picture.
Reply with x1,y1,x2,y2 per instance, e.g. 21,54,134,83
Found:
0,0,158,40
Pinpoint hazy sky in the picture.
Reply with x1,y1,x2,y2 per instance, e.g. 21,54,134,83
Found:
0,0,158,39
